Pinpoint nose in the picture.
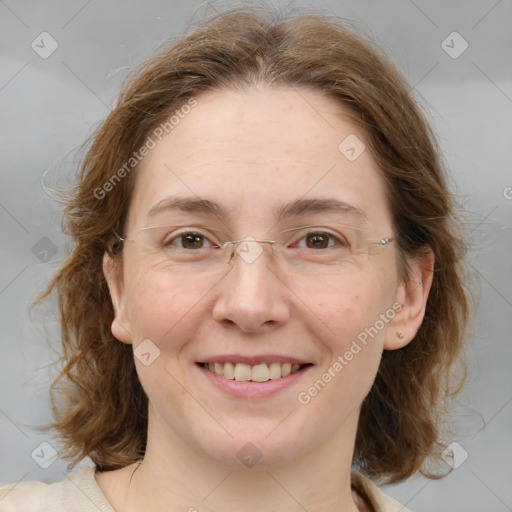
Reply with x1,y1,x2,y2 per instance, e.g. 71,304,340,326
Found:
212,241,291,333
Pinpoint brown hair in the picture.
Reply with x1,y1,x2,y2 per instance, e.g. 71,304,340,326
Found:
38,5,469,484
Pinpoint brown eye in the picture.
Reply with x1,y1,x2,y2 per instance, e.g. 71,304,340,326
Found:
162,231,213,250
178,233,207,249
305,233,330,249
293,229,350,253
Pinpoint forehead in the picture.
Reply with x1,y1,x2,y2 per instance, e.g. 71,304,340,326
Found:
128,86,392,231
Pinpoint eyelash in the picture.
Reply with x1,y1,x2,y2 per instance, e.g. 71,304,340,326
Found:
163,229,348,250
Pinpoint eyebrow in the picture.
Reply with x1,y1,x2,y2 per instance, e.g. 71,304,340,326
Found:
274,197,367,222
146,196,367,223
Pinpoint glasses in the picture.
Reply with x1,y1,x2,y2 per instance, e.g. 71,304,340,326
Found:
115,224,397,277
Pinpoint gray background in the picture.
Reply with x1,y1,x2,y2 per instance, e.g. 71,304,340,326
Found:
1,1,511,511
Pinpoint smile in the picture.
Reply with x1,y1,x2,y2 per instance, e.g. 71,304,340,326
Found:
197,362,311,382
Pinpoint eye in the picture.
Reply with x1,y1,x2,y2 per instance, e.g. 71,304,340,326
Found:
296,230,348,250
163,230,217,250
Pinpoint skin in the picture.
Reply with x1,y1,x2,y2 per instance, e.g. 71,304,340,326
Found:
99,86,434,512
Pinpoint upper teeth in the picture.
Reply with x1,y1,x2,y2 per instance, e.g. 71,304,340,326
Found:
204,362,303,382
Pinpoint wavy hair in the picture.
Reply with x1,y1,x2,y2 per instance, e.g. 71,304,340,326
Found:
37,5,470,484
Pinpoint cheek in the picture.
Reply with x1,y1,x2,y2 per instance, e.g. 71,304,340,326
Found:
123,266,204,405
332,294,384,370
308,275,395,400
313,276,390,341
123,260,205,345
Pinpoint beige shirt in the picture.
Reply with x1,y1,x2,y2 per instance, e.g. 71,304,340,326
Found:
0,468,410,512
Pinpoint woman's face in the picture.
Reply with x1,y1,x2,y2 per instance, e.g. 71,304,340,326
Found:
106,86,415,468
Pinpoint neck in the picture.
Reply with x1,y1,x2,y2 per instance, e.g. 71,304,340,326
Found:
123,411,362,512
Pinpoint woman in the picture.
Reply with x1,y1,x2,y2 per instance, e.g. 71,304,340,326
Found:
0,6,469,511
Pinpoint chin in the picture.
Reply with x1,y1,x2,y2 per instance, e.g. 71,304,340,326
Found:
197,427,310,470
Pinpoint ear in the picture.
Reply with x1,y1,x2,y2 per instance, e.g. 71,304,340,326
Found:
103,252,133,344
384,247,435,350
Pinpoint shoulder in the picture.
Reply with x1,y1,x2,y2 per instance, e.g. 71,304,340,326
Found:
0,467,114,512
352,472,412,512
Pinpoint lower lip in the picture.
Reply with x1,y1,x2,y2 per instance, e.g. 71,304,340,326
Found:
196,364,313,399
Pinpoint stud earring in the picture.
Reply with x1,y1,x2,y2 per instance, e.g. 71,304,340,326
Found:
396,331,404,339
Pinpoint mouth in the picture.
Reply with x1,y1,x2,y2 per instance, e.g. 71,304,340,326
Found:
196,361,312,382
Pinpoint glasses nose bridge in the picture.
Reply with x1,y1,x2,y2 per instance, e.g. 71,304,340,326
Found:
224,237,277,266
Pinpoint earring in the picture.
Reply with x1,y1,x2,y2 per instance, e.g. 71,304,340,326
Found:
396,331,404,339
